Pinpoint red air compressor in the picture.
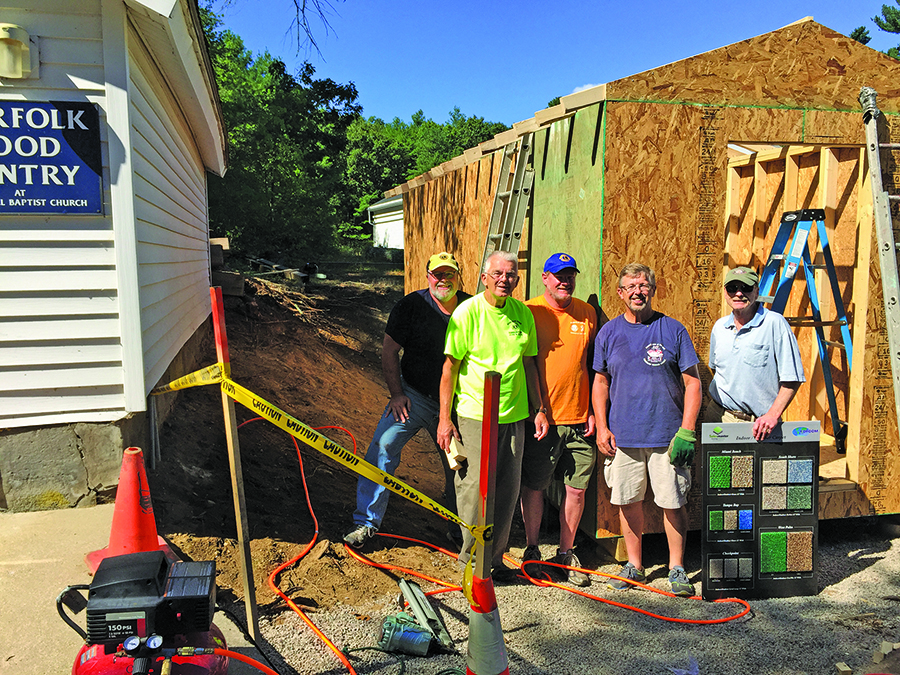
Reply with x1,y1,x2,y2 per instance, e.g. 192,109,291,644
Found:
59,550,229,675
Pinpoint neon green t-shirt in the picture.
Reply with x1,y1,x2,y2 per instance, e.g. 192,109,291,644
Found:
444,293,537,423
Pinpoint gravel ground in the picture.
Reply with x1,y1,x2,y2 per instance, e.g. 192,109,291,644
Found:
226,517,900,675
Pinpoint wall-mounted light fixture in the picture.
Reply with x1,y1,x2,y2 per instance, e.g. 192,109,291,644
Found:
0,24,37,79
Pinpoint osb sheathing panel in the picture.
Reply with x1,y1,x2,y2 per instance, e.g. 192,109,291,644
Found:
605,21,900,112
529,103,604,309
403,153,498,294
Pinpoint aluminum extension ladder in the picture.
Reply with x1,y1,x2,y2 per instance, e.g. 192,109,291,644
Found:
758,208,853,452
859,86,900,447
475,133,534,292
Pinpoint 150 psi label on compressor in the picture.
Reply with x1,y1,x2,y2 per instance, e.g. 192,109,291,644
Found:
104,611,146,640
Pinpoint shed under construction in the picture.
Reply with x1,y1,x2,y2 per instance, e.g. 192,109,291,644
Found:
385,19,900,537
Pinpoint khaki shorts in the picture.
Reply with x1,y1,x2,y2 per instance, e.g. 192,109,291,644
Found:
522,423,596,492
603,445,691,509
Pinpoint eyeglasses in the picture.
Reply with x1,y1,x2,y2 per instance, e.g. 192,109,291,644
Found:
619,283,653,294
487,271,518,281
725,282,754,294
428,270,457,281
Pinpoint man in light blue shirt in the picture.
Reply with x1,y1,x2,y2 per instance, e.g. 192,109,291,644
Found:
707,266,805,441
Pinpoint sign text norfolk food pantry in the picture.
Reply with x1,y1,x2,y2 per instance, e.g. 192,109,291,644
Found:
0,101,102,214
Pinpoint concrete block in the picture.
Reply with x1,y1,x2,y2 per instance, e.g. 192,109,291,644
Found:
75,422,126,492
835,663,851,674
0,426,87,510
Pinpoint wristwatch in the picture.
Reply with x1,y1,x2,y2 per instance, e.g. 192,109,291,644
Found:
533,406,548,415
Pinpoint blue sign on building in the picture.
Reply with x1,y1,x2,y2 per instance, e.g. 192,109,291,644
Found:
0,101,102,214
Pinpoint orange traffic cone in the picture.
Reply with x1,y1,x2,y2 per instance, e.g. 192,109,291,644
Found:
85,447,174,573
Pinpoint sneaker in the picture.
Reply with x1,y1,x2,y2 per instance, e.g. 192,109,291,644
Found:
668,565,694,597
550,549,591,587
607,561,646,590
343,525,377,548
520,545,543,577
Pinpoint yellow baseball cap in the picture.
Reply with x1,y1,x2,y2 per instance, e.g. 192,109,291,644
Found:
427,252,459,272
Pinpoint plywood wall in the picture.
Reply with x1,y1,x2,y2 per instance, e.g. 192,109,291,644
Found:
403,153,499,294
402,98,900,536
605,21,900,113
529,103,605,309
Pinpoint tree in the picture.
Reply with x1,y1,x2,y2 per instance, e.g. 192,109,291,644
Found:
873,2,900,58
337,109,509,238
850,26,872,44
547,96,561,107
202,7,361,259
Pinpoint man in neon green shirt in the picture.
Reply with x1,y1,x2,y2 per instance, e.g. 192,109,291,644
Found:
438,251,549,580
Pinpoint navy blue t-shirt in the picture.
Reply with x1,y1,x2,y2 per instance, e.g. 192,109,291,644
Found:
592,312,699,447
386,289,471,401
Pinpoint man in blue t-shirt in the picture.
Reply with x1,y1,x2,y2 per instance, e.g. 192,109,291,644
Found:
344,252,471,548
592,263,701,597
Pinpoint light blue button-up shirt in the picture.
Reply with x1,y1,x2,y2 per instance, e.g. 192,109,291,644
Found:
708,305,805,417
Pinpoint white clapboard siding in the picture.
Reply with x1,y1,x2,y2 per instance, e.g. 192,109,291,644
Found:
0,317,121,342
0,4,129,426
0,243,115,267
0,387,125,417
0,409,124,427
128,25,211,392
0,229,114,242
0,269,118,292
0,365,124,392
0,293,118,317
0,342,123,368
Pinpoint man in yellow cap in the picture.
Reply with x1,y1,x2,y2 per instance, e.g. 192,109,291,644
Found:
345,252,470,547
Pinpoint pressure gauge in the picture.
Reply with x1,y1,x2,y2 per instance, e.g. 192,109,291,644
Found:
123,635,141,653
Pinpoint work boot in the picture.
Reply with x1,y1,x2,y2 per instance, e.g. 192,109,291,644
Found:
607,561,646,590
550,548,591,587
343,525,377,548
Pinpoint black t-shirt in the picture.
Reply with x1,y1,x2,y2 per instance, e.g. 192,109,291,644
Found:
385,288,471,401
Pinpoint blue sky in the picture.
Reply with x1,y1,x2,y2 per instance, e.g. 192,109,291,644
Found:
213,0,899,126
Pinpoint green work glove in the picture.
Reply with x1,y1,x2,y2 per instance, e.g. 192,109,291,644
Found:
668,427,696,467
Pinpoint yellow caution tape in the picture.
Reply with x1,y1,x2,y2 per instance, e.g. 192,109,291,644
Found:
223,377,478,537
151,363,224,394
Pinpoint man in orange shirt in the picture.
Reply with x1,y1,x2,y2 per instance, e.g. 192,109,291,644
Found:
520,253,598,586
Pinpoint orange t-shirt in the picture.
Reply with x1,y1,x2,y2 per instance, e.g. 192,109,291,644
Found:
525,295,598,425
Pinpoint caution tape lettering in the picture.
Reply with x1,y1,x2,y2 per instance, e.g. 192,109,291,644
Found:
223,378,472,532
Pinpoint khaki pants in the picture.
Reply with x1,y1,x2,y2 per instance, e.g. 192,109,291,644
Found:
705,398,756,424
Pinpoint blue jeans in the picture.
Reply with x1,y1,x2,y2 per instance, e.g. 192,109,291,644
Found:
352,383,456,529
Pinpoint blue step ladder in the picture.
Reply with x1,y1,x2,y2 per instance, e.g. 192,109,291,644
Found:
758,208,852,453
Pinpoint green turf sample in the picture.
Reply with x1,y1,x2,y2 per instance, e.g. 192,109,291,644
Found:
760,531,787,573
709,455,732,489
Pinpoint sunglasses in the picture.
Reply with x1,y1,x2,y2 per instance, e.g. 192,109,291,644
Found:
725,282,754,294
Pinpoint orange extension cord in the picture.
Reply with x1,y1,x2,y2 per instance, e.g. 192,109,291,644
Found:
237,417,751,675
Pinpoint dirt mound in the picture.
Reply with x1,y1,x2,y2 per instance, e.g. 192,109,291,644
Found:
149,270,465,613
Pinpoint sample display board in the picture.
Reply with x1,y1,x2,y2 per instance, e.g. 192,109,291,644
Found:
700,421,820,600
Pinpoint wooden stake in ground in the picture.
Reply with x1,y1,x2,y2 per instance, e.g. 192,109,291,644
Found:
211,286,260,640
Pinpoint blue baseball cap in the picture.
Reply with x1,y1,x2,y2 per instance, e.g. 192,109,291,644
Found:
544,252,580,274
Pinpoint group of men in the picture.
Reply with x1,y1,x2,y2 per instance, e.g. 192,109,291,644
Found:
344,251,805,596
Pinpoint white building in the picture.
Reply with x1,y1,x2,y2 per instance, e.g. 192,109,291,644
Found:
0,0,226,509
368,194,404,251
